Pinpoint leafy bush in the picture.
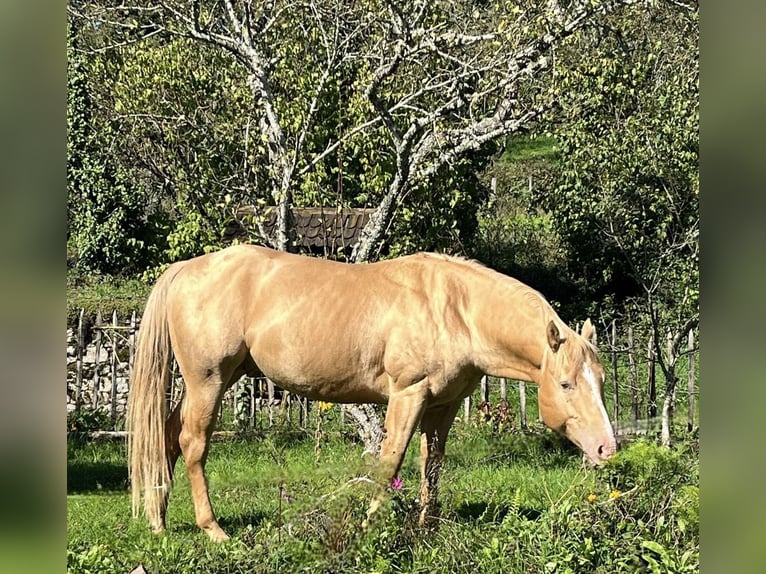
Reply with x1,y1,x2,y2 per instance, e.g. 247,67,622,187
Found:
66,274,151,326
67,409,112,437
601,439,691,492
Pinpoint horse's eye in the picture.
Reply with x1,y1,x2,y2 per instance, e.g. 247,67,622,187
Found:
560,381,573,391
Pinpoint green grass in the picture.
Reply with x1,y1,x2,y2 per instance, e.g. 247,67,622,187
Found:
500,135,559,163
67,426,698,573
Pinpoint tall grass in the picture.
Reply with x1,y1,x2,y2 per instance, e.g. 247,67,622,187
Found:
68,424,698,573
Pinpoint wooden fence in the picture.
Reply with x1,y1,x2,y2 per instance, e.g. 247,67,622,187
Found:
67,311,698,440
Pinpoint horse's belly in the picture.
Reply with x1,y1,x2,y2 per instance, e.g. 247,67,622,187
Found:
246,317,389,403
251,349,388,404
267,372,388,404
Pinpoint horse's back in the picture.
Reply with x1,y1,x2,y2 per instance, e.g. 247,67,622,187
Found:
163,245,484,403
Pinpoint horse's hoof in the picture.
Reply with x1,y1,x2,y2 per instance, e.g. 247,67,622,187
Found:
203,524,231,542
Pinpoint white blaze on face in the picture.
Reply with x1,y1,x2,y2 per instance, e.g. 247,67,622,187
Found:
582,362,614,439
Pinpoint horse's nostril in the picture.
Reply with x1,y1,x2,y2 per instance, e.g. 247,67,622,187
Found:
597,443,616,459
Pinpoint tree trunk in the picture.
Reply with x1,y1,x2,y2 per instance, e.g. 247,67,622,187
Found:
342,404,384,456
351,174,406,263
660,331,676,447
647,335,656,419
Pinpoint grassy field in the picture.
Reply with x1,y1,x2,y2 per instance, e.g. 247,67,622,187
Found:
67,424,698,573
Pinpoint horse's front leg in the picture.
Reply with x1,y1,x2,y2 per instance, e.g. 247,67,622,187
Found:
418,400,461,525
364,378,429,526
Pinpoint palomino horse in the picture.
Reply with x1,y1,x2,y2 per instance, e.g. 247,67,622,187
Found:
128,245,616,541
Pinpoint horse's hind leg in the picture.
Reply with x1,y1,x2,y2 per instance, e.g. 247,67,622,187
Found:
418,400,461,525
177,372,230,542
153,399,184,533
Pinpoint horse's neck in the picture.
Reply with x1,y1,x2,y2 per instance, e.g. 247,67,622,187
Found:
476,332,546,383
470,281,550,383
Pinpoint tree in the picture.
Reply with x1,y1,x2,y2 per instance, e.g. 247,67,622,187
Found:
69,0,650,264
470,135,572,305
540,0,698,443
67,24,159,275
68,0,657,451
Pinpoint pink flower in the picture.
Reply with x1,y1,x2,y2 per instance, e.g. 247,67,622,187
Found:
391,476,403,490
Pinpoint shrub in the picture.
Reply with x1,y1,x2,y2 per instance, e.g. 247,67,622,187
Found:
601,439,691,492
67,409,112,437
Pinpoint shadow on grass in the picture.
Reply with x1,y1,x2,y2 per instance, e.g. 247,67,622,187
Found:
172,511,271,537
453,501,542,524
451,430,582,470
219,510,271,533
67,461,129,493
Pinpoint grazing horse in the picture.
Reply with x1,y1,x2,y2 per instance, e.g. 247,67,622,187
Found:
128,245,616,542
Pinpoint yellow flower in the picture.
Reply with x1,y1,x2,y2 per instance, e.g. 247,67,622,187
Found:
318,401,334,413
587,494,597,503
608,490,621,500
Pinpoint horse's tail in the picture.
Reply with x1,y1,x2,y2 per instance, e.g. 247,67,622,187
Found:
127,263,183,527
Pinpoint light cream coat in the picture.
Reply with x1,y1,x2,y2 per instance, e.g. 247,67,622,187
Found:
128,245,616,541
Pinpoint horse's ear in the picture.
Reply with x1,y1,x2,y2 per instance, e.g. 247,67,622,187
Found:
547,320,565,352
581,318,597,345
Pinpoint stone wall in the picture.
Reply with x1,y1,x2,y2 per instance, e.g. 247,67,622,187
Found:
66,327,130,417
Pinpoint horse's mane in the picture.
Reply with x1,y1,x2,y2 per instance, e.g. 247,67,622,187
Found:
419,252,551,313
419,252,598,359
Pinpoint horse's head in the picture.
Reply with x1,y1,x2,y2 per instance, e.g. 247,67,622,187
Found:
538,318,616,466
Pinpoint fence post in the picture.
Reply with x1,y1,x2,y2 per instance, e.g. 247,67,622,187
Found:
499,378,507,403
110,311,119,425
611,320,619,422
647,335,656,419
249,377,258,430
91,311,102,410
285,393,292,424
256,378,264,431
661,330,676,447
667,330,678,411
128,311,137,378
75,308,85,411
627,326,638,424
463,395,471,424
688,329,696,432
480,375,489,404
231,380,239,428
267,378,275,427
518,380,527,429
